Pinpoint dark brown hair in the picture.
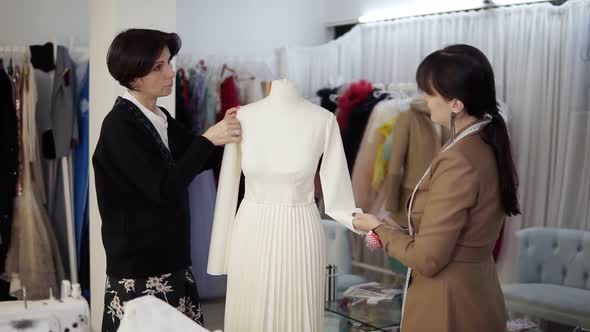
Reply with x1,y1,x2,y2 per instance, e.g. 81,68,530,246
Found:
107,28,181,89
416,44,520,216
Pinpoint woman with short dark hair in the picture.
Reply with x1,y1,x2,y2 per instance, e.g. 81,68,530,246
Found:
353,44,519,332
93,28,241,331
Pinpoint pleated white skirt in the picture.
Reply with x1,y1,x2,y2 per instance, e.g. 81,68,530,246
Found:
224,198,326,332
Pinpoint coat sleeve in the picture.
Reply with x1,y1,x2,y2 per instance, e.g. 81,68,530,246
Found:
374,149,478,277
320,114,363,233
92,115,216,206
165,107,224,171
207,142,242,275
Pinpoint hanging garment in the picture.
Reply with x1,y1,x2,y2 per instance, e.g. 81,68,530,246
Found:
217,76,239,122
0,62,18,300
175,69,191,131
33,44,79,159
177,69,227,299
385,99,446,224
203,75,218,131
237,78,260,105
316,87,339,113
372,118,396,190
51,45,79,159
5,60,65,300
336,80,372,131
74,64,89,268
208,94,361,332
35,46,80,276
188,170,223,299
351,98,406,212
29,43,56,72
190,71,208,135
342,91,387,173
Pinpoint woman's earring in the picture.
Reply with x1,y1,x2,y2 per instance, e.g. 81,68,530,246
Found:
450,112,457,143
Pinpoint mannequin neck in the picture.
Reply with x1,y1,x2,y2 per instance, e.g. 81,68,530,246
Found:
267,79,303,103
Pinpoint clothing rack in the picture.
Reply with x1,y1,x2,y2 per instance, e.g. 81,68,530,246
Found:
0,42,84,287
0,45,89,55
197,59,207,71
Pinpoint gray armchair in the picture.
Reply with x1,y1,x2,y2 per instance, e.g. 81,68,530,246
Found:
502,227,590,329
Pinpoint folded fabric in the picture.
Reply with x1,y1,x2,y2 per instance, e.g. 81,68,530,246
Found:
118,295,212,332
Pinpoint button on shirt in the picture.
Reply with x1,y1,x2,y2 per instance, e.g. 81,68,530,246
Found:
122,91,169,149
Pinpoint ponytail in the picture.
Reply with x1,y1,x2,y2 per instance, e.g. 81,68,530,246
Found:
481,109,521,216
415,44,521,216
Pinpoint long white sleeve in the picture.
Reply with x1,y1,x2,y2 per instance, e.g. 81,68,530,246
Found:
320,114,363,233
207,142,242,275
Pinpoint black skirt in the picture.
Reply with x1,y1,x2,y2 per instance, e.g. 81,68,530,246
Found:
101,268,204,332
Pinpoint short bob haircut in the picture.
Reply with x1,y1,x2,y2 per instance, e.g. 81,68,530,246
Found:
107,28,181,89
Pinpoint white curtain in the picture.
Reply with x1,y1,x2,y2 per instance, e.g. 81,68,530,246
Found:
280,0,590,282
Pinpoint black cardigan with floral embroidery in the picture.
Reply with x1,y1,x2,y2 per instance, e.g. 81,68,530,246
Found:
93,97,221,278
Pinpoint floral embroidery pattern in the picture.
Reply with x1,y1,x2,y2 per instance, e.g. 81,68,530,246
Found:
106,295,125,323
178,297,202,321
102,268,203,331
118,278,136,293
142,273,173,299
185,270,195,284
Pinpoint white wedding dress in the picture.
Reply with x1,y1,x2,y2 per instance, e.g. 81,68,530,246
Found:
207,80,361,332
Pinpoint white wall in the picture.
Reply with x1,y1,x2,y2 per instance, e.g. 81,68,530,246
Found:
176,0,330,59
0,0,89,47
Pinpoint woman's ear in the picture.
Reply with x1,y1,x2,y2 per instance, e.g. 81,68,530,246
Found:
129,78,140,91
450,98,465,114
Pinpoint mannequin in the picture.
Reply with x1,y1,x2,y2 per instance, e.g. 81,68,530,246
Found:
208,79,362,332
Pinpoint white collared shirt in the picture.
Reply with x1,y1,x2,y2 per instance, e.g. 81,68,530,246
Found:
123,91,169,149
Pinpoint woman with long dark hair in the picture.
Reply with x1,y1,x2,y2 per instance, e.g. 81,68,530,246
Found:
353,44,519,331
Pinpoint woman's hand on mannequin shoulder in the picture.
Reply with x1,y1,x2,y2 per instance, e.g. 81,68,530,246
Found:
202,107,242,146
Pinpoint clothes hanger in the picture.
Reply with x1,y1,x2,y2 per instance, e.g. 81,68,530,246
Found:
329,93,339,104
373,88,391,99
197,59,207,71
220,63,237,80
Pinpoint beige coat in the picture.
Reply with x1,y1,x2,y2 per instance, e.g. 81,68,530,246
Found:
375,122,507,332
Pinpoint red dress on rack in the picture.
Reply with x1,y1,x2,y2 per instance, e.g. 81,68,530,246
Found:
217,76,239,122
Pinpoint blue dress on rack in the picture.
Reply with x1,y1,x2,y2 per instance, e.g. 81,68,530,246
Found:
188,71,227,299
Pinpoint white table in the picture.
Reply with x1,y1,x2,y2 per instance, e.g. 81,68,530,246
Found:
0,298,90,332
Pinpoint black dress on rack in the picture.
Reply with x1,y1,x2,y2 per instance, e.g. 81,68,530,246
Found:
342,90,388,172
0,61,19,301
317,87,339,113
